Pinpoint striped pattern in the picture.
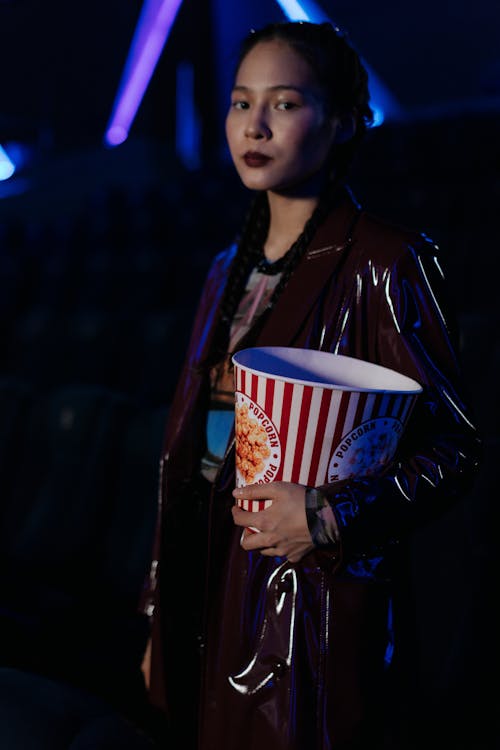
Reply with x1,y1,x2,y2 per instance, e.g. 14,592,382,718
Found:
234,365,418,513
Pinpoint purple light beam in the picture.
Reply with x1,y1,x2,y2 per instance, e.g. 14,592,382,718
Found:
105,0,184,146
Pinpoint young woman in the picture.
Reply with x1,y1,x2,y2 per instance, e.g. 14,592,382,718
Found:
142,21,481,750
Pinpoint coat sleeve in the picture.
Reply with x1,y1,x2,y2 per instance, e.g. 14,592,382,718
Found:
310,237,483,563
138,244,236,618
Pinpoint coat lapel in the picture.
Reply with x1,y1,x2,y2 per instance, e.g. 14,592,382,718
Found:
254,193,362,347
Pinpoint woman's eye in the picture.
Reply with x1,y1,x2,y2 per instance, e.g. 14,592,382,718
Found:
231,100,249,110
276,101,299,111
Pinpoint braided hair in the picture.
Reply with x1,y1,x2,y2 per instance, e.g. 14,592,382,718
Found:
208,21,372,365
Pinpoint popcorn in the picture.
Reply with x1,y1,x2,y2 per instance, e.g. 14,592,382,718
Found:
235,403,271,483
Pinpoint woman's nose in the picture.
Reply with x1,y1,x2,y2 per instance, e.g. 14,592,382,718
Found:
245,110,271,139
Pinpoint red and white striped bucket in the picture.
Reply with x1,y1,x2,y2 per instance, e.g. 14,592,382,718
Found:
232,347,422,512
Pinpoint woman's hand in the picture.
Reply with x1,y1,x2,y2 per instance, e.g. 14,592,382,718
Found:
232,482,315,563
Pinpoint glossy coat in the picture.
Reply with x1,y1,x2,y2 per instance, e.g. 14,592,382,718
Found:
146,189,481,749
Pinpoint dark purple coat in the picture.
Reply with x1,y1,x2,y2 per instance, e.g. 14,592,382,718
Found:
146,190,481,749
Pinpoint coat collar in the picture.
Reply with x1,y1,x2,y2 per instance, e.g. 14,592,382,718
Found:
253,188,362,347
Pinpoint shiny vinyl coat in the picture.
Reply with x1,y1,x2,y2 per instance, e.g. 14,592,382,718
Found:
146,189,482,749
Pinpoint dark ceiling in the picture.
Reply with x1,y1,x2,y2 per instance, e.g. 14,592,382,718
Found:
0,0,499,161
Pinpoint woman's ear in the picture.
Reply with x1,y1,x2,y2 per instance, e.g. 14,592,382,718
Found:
332,114,356,144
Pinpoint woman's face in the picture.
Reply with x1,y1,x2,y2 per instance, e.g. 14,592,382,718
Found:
225,39,338,196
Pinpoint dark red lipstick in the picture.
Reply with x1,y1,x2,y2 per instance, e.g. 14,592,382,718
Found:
243,151,271,167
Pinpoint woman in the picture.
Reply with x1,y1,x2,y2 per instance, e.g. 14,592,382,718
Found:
142,21,481,750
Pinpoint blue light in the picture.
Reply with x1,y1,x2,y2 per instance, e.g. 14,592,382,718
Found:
0,144,15,181
371,107,385,127
176,62,201,170
273,0,403,126
274,0,329,22
105,0,184,146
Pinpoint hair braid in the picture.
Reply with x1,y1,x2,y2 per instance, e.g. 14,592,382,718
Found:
220,192,269,326
200,193,269,368
199,174,341,372
266,179,339,310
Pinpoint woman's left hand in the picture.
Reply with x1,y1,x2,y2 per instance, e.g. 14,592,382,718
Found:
231,482,315,563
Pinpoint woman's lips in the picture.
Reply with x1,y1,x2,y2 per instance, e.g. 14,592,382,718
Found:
243,152,271,167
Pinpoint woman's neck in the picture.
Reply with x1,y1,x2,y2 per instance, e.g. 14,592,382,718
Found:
263,192,320,262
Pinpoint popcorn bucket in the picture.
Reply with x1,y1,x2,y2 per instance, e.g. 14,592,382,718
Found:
232,346,422,513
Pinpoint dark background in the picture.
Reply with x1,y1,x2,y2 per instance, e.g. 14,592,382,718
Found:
0,1,498,747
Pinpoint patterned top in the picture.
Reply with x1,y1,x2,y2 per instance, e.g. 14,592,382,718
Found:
200,268,281,482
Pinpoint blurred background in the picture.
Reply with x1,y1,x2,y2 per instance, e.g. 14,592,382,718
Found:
0,0,498,746
1,0,499,402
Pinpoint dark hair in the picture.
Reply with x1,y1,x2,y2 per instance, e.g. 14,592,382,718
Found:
207,22,368,366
